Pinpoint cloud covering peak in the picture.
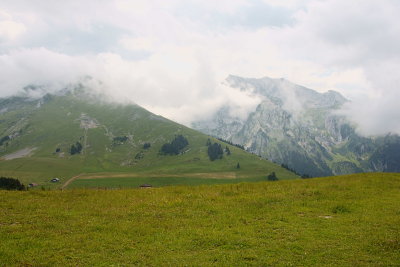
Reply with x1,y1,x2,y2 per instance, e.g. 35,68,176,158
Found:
0,0,400,135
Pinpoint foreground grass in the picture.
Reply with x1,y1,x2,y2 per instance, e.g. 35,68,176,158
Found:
1,173,399,266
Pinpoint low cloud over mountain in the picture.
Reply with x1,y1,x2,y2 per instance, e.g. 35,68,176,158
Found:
1,1,400,135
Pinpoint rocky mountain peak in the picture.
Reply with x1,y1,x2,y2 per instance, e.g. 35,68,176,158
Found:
193,75,400,177
226,75,347,110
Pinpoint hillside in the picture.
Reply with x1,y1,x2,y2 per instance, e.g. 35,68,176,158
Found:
1,173,399,266
193,75,400,177
0,85,298,188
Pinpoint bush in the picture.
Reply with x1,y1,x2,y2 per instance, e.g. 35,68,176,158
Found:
267,172,278,181
143,143,151,149
135,152,144,160
0,177,25,190
332,205,350,214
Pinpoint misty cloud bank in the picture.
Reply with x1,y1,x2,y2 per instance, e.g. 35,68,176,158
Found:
0,0,400,136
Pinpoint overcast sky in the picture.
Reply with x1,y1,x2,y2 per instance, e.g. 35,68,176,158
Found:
1,0,400,135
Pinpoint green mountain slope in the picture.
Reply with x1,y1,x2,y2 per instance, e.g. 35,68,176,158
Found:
0,87,298,187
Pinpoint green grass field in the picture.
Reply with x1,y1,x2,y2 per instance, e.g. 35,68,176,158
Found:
1,172,399,266
69,176,265,188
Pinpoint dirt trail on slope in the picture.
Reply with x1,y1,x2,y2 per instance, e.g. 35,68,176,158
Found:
62,173,85,189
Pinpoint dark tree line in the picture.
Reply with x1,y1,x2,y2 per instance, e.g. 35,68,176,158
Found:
70,142,83,155
280,163,312,178
160,135,189,155
0,177,25,190
216,137,245,150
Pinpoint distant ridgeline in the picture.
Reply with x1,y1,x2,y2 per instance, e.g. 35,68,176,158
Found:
192,75,400,177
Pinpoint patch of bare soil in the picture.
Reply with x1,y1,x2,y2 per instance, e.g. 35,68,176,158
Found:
1,147,37,160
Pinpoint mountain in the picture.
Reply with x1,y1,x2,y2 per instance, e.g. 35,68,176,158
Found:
192,75,400,177
0,84,298,188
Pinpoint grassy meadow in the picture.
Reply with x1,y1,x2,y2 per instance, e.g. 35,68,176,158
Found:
68,175,264,189
1,172,399,266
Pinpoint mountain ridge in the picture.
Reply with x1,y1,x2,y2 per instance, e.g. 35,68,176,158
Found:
193,75,400,177
0,84,298,188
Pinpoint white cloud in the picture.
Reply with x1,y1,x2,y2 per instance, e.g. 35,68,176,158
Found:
0,48,92,96
0,0,399,134
119,37,155,52
261,0,313,8
283,0,400,135
0,10,26,41
0,20,25,40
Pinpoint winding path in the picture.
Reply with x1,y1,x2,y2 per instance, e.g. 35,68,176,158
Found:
61,173,85,189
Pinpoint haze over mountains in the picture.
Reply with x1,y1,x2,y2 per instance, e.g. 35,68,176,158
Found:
193,75,400,177
0,84,298,187
1,73,399,180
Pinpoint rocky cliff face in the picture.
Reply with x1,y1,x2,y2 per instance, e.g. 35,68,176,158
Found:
193,75,400,177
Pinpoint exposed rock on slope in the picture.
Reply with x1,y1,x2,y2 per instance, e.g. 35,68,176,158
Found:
193,75,400,177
